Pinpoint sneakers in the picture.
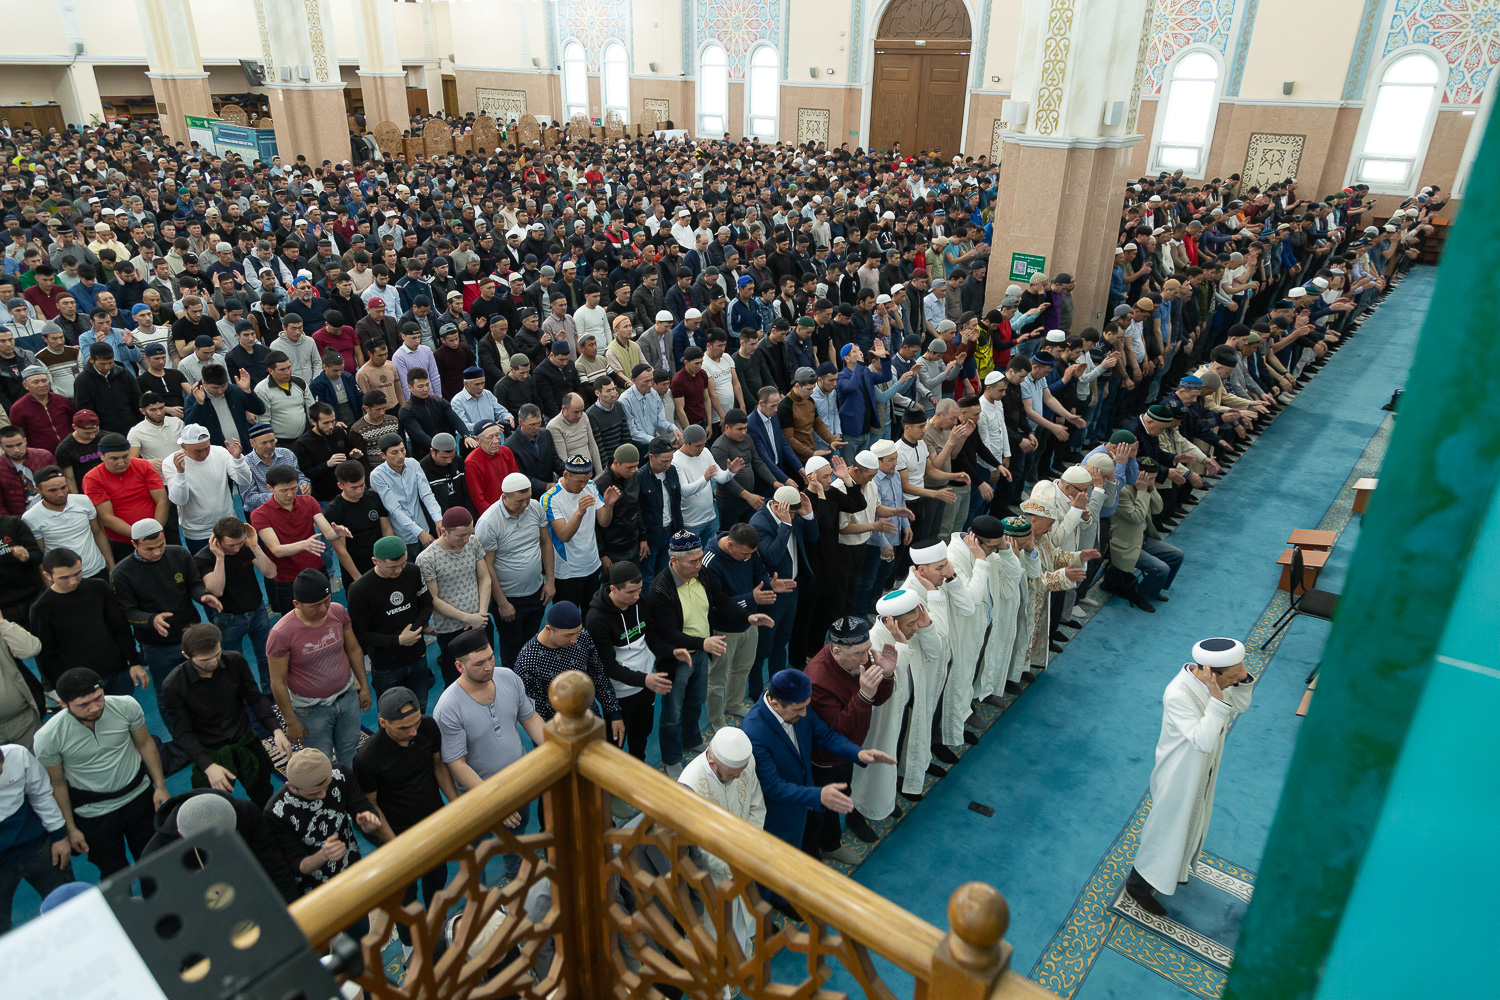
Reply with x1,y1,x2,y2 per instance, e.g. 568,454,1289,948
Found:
823,844,864,865
665,761,684,779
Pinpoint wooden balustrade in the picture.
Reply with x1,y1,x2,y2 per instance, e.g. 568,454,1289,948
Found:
288,671,1057,999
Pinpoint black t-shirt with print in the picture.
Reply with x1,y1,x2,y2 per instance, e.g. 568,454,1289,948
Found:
323,490,389,576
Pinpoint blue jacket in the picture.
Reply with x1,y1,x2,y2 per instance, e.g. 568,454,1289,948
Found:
749,504,818,581
741,698,863,845
184,384,266,448
745,408,800,484
309,370,364,414
836,363,880,437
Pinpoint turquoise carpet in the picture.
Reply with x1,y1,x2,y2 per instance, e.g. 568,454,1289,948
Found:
840,267,1432,1000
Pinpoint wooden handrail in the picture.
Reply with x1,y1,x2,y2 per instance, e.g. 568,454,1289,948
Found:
577,739,944,979
289,740,572,946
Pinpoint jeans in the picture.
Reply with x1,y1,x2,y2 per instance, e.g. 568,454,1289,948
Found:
0,837,73,933
371,658,435,714
499,800,532,882
752,590,797,698
641,527,670,591
684,515,719,545
658,649,709,766
140,643,182,687
214,606,272,690
297,685,363,764
183,535,209,553
708,628,760,728
1136,538,1184,600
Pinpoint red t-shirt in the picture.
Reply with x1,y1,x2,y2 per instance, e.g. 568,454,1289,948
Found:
465,444,520,516
671,368,709,424
250,494,325,581
313,324,361,370
82,458,164,542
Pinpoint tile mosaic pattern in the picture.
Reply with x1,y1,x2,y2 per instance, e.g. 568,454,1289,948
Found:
1381,0,1500,104
1144,0,1239,94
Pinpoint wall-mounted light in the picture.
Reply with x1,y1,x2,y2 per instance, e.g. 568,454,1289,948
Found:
1283,80,1294,96
991,75,1000,83
649,61,658,72
809,67,818,79
826,68,835,75
532,57,541,68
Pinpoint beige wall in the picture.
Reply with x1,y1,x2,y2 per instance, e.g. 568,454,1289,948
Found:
452,70,556,121
778,85,863,146
965,93,1005,161
632,77,692,129
1236,0,1365,103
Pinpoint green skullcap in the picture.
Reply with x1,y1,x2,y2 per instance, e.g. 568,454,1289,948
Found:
373,535,408,561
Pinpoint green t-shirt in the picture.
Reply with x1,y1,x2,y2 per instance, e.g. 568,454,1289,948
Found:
33,695,150,818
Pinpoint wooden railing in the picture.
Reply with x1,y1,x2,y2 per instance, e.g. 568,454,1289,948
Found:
289,672,1059,999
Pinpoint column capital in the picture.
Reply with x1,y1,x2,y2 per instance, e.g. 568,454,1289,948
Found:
999,131,1143,150
145,71,210,81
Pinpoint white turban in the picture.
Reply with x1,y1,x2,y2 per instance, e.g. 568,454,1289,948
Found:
1192,637,1246,668
876,588,921,617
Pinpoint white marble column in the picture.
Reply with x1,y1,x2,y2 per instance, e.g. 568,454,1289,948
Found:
135,0,214,141
255,0,350,168
349,0,410,130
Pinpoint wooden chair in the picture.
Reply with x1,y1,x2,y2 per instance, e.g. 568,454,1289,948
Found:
1261,546,1339,648
1353,478,1377,514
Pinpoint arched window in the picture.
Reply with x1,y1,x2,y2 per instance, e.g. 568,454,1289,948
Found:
698,43,729,136
603,41,629,122
1151,50,1220,175
1351,52,1442,192
562,41,588,121
747,45,779,140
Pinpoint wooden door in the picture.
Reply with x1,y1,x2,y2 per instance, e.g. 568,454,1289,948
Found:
868,49,969,156
870,52,922,154
917,53,966,157
441,75,459,118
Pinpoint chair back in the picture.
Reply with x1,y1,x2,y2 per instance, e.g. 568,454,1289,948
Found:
1289,545,1307,602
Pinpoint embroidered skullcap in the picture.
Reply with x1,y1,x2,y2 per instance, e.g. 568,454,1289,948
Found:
669,530,702,553
1192,637,1246,669
1045,329,1067,343
773,485,801,505
803,456,830,476
1020,496,1052,517
1001,516,1031,537
502,472,532,493
876,588,920,616
709,727,753,768
870,438,897,458
564,453,593,474
1060,466,1092,486
829,616,872,646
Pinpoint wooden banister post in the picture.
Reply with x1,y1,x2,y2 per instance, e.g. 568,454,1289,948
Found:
928,882,1012,999
542,671,613,998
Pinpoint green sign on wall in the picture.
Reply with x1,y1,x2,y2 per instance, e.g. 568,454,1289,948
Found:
1010,252,1047,282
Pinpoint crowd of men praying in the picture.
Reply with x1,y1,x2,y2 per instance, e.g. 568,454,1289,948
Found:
0,114,1437,958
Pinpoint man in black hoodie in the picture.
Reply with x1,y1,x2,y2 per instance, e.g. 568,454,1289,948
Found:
586,562,672,764
73,341,142,435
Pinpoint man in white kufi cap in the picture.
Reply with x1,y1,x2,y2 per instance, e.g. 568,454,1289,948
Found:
850,588,936,821
897,540,967,776
679,726,764,955
1127,637,1255,916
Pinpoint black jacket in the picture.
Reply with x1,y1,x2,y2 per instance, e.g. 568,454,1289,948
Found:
506,426,562,496
73,362,142,435
532,357,581,420
643,562,750,675
145,789,298,902
636,462,683,540
593,467,643,554
477,334,518,391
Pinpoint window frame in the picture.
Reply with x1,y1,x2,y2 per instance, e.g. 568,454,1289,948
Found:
1346,47,1446,196
602,40,629,124
745,44,780,141
1147,46,1225,179
561,39,589,122
697,42,730,138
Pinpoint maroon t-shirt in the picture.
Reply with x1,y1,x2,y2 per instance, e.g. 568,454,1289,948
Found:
671,368,709,424
250,494,324,581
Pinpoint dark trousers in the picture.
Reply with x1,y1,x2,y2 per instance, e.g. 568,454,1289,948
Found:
617,688,657,761
552,573,599,613
806,760,853,855
73,786,156,878
910,496,943,546
372,657,436,714
435,624,493,688
641,527,670,590
494,589,545,669
753,590,797,694
0,837,72,934
270,579,297,614
397,862,449,947
189,736,277,808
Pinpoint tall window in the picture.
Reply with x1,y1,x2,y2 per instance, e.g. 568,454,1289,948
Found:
603,41,629,122
698,43,729,136
1152,51,1220,175
562,41,587,121
1352,52,1442,191
747,45,779,140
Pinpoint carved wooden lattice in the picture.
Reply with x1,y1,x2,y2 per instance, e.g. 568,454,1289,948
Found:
454,133,473,155
256,117,274,130
543,125,559,148
603,818,901,999
637,108,659,134
218,103,249,126
372,120,403,158
423,119,454,155
567,114,591,142
517,113,542,146
471,114,499,153
338,826,561,999
604,111,625,139
405,136,425,159
877,0,972,39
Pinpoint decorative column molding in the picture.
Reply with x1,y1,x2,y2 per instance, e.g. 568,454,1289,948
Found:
1032,0,1076,136
256,0,350,168
1125,0,1155,134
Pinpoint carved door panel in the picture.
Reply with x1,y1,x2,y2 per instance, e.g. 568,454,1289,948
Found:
870,53,921,154
917,53,967,157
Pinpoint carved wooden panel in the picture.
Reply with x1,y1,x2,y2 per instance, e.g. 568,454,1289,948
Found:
603,818,902,1000
604,111,625,139
876,0,972,39
470,114,498,153
797,108,831,146
372,120,403,158
218,103,249,126
567,113,591,142
1242,133,1306,190
405,136,425,159
517,113,541,146
543,125,559,148
337,826,561,999
256,117,274,130
637,107,659,134
454,134,472,156
422,119,453,155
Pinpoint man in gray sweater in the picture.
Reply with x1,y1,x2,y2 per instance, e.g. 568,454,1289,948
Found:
586,376,630,462
709,408,775,528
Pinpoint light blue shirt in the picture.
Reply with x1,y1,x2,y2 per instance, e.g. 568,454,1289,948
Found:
620,384,674,444
871,469,906,548
370,459,443,543
449,386,512,432
78,327,143,372
242,446,308,513
811,384,841,450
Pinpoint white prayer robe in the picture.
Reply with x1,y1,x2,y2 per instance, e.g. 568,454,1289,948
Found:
1008,545,1043,684
900,568,957,780
1134,666,1255,894
679,751,767,954
849,615,942,815
939,533,999,743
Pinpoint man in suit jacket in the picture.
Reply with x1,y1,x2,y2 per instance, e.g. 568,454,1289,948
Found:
184,366,266,447
745,387,802,487
506,403,563,495
741,668,893,854
749,487,817,689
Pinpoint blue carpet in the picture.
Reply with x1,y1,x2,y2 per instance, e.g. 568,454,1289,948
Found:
838,267,1432,999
